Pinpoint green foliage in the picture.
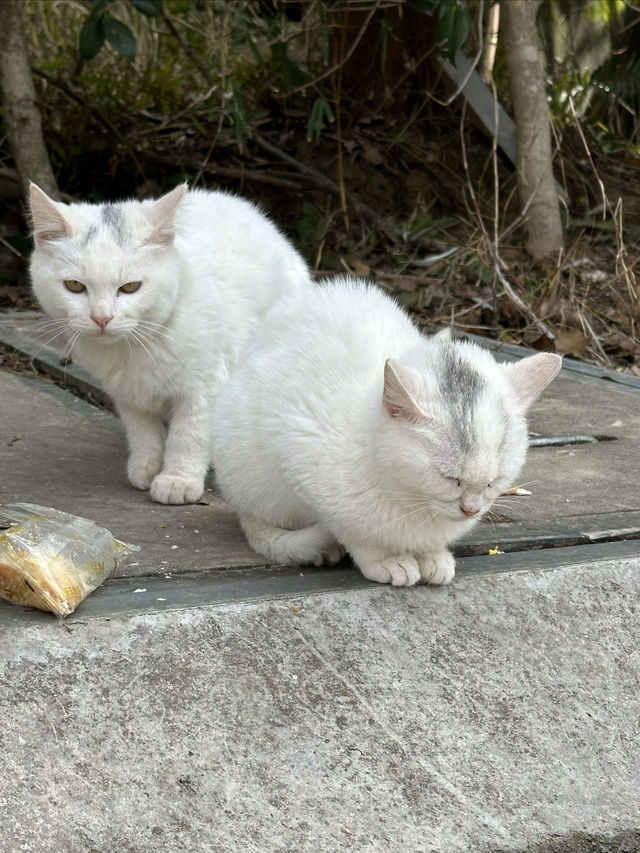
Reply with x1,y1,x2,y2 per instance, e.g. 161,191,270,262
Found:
407,0,471,63
544,0,640,150
270,41,310,92
79,0,162,61
306,98,334,142
295,201,322,250
130,0,163,15
17,0,638,211
434,0,471,62
231,83,247,142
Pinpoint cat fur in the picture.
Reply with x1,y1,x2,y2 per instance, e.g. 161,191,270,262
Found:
29,183,311,504
211,277,561,586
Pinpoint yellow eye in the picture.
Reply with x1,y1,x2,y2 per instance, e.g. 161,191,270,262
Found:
119,281,142,294
64,279,86,293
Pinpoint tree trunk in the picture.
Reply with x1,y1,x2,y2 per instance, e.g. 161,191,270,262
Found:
0,0,57,198
503,0,563,261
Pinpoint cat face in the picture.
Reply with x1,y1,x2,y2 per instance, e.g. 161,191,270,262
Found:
380,344,561,522
29,184,186,346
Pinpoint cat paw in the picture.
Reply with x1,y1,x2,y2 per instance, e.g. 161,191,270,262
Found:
150,473,204,505
311,542,346,567
358,555,421,587
128,456,163,491
417,551,455,585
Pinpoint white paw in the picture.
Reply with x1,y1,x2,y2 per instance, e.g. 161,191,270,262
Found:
311,542,346,567
128,454,163,491
150,473,204,505
358,555,421,587
417,551,455,585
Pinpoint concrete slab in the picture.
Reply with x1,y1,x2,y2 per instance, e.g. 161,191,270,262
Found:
0,369,258,576
1,555,639,852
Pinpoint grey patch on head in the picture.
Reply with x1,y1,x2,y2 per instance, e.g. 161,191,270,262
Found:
100,203,127,245
495,400,511,451
81,225,98,246
436,345,485,454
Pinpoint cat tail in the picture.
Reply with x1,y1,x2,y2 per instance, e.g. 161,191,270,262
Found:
239,515,344,567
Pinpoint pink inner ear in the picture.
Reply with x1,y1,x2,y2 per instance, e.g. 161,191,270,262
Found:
383,359,429,421
145,184,187,245
30,185,71,244
506,353,562,410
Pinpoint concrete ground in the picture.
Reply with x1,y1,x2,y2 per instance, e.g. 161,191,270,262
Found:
2,558,640,853
1,312,640,852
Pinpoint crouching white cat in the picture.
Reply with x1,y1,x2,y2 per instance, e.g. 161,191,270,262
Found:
29,183,311,504
211,277,561,587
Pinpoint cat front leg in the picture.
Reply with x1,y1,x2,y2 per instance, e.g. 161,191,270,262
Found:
151,394,210,505
416,550,455,585
117,402,166,491
347,545,421,587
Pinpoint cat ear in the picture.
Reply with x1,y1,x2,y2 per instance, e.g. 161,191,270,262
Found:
503,352,562,411
433,327,453,343
383,359,431,421
29,183,72,246
144,183,188,244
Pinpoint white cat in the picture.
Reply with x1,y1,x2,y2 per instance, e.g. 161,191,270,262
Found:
211,277,561,586
29,183,311,504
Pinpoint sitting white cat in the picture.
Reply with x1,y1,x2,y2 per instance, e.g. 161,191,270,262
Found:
29,183,310,504
211,277,561,587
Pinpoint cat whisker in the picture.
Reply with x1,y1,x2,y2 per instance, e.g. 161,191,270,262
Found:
136,320,172,339
30,318,74,341
132,322,167,347
67,328,84,355
135,330,166,361
490,498,522,510
30,319,71,336
122,330,135,360
417,512,439,532
384,503,439,526
59,330,83,374
486,503,523,520
128,327,162,366
38,327,76,351
30,316,71,328
383,492,438,500
135,320,172,339
134,331,171,348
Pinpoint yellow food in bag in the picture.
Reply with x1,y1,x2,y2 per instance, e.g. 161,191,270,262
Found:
0,503,138,617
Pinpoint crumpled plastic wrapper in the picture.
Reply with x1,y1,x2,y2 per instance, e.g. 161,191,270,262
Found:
0,503,138,617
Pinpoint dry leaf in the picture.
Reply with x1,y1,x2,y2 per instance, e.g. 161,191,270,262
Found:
361,142,385,166
502,486,532,496
352,260,370,276
378,275,418,292
553,326,591,356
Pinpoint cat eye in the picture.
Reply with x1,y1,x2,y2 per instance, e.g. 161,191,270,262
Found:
446,477,462,488
119,281,142,294
64,279,86,293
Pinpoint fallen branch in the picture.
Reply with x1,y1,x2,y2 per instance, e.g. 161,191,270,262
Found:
144,151,305,191
253,133,450,253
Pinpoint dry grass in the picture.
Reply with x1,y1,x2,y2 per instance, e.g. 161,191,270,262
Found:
2,0,639,373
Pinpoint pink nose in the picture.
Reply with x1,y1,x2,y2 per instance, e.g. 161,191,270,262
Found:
91,315,112,330
461,503,480,517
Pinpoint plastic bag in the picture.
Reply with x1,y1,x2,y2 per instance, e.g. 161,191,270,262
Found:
0,503,138,617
